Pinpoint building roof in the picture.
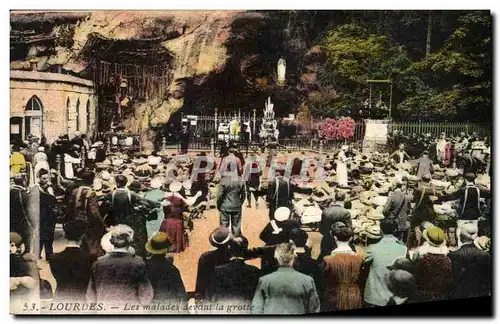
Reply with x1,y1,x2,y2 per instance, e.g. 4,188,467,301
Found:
10,70,93,87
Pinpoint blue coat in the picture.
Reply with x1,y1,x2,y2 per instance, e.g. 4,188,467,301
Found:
252,267,320,314
363,235,407,306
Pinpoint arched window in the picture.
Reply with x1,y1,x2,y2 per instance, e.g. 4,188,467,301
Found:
26,95,42,111
86,99,91,133
25,95,43,139
76,98,80,131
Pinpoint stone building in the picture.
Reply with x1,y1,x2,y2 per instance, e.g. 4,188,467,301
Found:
10,70,97,144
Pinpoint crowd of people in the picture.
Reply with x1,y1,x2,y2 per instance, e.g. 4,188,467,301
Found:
9,129,492,314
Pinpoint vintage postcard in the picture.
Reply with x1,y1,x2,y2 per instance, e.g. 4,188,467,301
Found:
9,9,492,315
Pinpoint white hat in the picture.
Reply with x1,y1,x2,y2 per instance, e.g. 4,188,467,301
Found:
274,207,291,222
151,177,163,189
148,156,161,166
91,141,104,148
37,146,45,152
341,145,349,151
101,171,111,181
169,180,182,193
182,180,192,190
112,159,123,167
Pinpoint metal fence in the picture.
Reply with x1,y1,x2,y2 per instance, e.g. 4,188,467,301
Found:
178,118,491,154
390,121,491,138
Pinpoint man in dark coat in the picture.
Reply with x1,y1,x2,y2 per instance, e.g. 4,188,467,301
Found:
208,236,261,313
447,173,490,245
407,174,437,248
195,226,231,301
266,170,312,221
289,228,321,293
318,192,352,263
106,174,161,229
382,180,411,242
10,175,33,252
65,171,107,258
415,151,434,179
448,223,491,299
217,176,245,237
30,169,57,260
145,232,187,312
49,220,97,301
86,225,153,307
179,125,190,155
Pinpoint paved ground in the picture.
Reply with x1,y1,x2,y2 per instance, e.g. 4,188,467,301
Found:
38,199,324,294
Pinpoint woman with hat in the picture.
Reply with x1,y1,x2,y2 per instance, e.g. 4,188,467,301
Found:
144,232,187,311
159,181,191,253
336,145,351,187
257,207,301,275
413,226,453,303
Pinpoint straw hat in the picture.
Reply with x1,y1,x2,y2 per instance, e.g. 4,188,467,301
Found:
145,232,172,255
474,236,490,252
150,177,164,189
169,180,183,193
422,227,446,247
362,224,382,240
274,207,291,222
366,206,385,220
132,157,148,165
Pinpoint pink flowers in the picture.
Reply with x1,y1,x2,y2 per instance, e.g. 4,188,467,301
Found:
318,117,356,140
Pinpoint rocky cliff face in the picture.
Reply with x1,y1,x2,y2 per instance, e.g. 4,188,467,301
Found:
11,10,250,142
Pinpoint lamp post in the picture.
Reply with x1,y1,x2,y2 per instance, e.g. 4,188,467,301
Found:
252,108,256,140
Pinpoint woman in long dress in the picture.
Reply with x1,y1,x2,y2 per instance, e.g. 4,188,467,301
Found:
336,145,350,187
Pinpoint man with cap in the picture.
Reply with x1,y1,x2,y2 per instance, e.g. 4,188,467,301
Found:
49,220,97,301
448,223,491,299
383,180,411,242
385,270,417,305
195,226,232,301
363,221,407,307
86,225,154,307
208,236,261,313
10,232,40,313
145,232,187,311
413,226,453,303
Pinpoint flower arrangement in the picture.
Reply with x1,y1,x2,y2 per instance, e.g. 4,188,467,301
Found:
318,117,356,140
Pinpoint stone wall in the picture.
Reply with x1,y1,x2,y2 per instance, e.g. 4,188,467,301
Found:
362,119,391,154
10,70,97,143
